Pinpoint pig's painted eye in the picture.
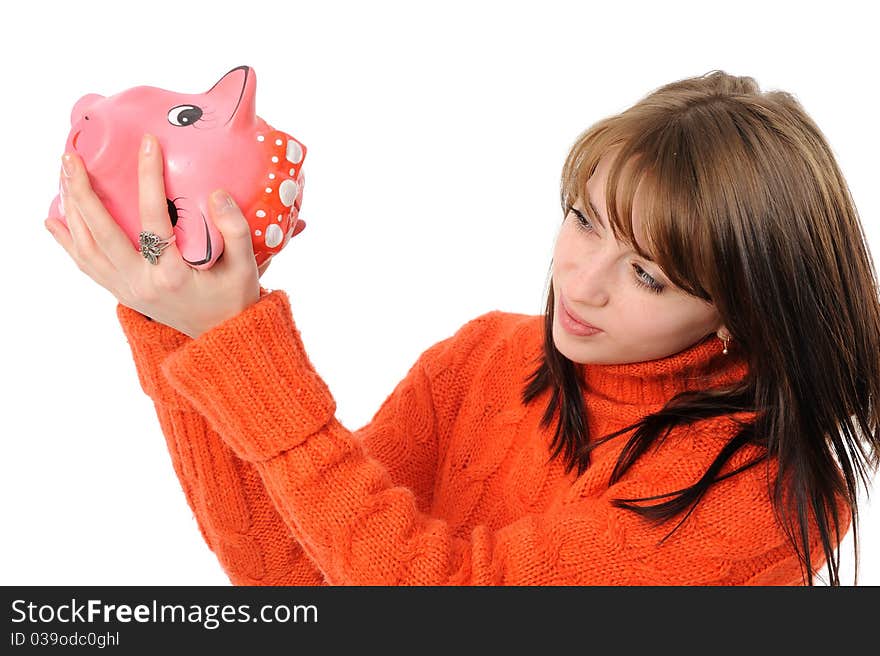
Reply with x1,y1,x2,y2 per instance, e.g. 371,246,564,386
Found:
167,104,203,127
167,198,180,227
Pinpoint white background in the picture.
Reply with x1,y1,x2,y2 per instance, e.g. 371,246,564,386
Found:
1,0,877,585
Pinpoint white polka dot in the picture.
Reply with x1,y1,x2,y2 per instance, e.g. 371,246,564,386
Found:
265,223,283,247
278,179,299,207
256,210,266,218
275,138,283,146
265,187,272,193
268,173,275,179
277,214,283,222
255,229,262,236
257,135,265,142
286,140,303,164
289,168,296,176
271,156,279,163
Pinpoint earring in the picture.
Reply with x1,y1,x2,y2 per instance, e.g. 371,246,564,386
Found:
719,333,731,355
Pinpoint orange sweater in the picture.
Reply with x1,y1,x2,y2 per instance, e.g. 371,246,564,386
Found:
116,288,836,585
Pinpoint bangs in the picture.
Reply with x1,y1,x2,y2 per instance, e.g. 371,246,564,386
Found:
559,117,714,302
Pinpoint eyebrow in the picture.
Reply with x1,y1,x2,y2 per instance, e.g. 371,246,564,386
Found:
586,195,608,231
580,191,657,264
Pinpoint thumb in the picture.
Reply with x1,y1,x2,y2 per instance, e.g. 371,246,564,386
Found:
210,190,255,267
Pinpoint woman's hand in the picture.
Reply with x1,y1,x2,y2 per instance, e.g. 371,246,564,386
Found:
45,133,269,339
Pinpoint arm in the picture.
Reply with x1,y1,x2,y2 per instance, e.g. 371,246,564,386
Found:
160,290,819,585
116,296,324,585
116,288,485,584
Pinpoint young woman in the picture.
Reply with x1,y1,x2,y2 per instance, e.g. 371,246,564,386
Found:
46,70,880,585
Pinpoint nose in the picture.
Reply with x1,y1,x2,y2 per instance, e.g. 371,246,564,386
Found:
71,94,104,124
563,250,616,307
65,97,136,178
65,109,112,167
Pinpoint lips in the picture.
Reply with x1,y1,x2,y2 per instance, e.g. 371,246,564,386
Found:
560,296,601,331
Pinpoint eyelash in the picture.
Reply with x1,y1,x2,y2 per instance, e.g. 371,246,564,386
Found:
566,206,664,295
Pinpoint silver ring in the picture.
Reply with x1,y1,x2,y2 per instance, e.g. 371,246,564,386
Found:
139,230,176,265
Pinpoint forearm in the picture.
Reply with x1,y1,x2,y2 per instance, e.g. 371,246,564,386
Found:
118,300,326,585
152,401,325,585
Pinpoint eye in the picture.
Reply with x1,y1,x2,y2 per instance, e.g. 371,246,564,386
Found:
567,205,665,294
567,206,594,233
167,104,203,127
166,198,181,227
634,264,664,294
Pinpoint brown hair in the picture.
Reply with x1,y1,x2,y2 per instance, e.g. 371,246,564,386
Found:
523,70,880,585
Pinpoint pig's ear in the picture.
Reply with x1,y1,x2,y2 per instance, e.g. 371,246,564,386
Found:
205,65,257,130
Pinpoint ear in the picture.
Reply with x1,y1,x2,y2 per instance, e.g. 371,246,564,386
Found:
204,65,257,130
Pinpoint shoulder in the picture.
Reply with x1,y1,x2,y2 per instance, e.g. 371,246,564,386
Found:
451,310,541,347
419,310,544,379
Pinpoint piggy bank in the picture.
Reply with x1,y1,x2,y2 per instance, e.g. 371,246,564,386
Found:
47,65,307,268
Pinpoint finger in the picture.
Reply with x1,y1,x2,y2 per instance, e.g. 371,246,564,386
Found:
295,169,304,201
209,190,256,271
291,169,305,236
59,171,99,257
45,216,77,259
45,213,118,289
60,171,118,281
137,134,182,265
62,151,143,275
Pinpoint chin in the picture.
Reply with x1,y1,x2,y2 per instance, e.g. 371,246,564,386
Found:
552,318,614,365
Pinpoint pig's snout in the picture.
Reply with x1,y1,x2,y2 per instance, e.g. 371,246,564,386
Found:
70,94,104,125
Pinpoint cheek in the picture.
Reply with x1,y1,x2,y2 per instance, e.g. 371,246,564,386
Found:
622,300,698,344
601,284,674,333
551,228,577,272
551,231,563,259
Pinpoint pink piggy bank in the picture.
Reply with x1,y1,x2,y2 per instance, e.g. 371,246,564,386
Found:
47,65,307,268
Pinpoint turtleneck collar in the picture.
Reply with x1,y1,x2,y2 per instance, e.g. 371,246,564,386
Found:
578,332,749,407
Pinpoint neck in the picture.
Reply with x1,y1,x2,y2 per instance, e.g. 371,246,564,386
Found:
578,333,749,407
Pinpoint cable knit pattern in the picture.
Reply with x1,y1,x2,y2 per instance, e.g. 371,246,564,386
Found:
118,289,847,585
117,288,326,585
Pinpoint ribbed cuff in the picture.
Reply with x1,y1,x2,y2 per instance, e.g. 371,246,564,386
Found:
115,287,275,408
116,303,193,407
160,289,336,462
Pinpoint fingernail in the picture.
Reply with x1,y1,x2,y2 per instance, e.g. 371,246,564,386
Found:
61,153,74,177
211,190,234,211
141,133,153,155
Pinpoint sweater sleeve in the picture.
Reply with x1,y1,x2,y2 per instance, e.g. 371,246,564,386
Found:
116,293,325,585
159,290,822,585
